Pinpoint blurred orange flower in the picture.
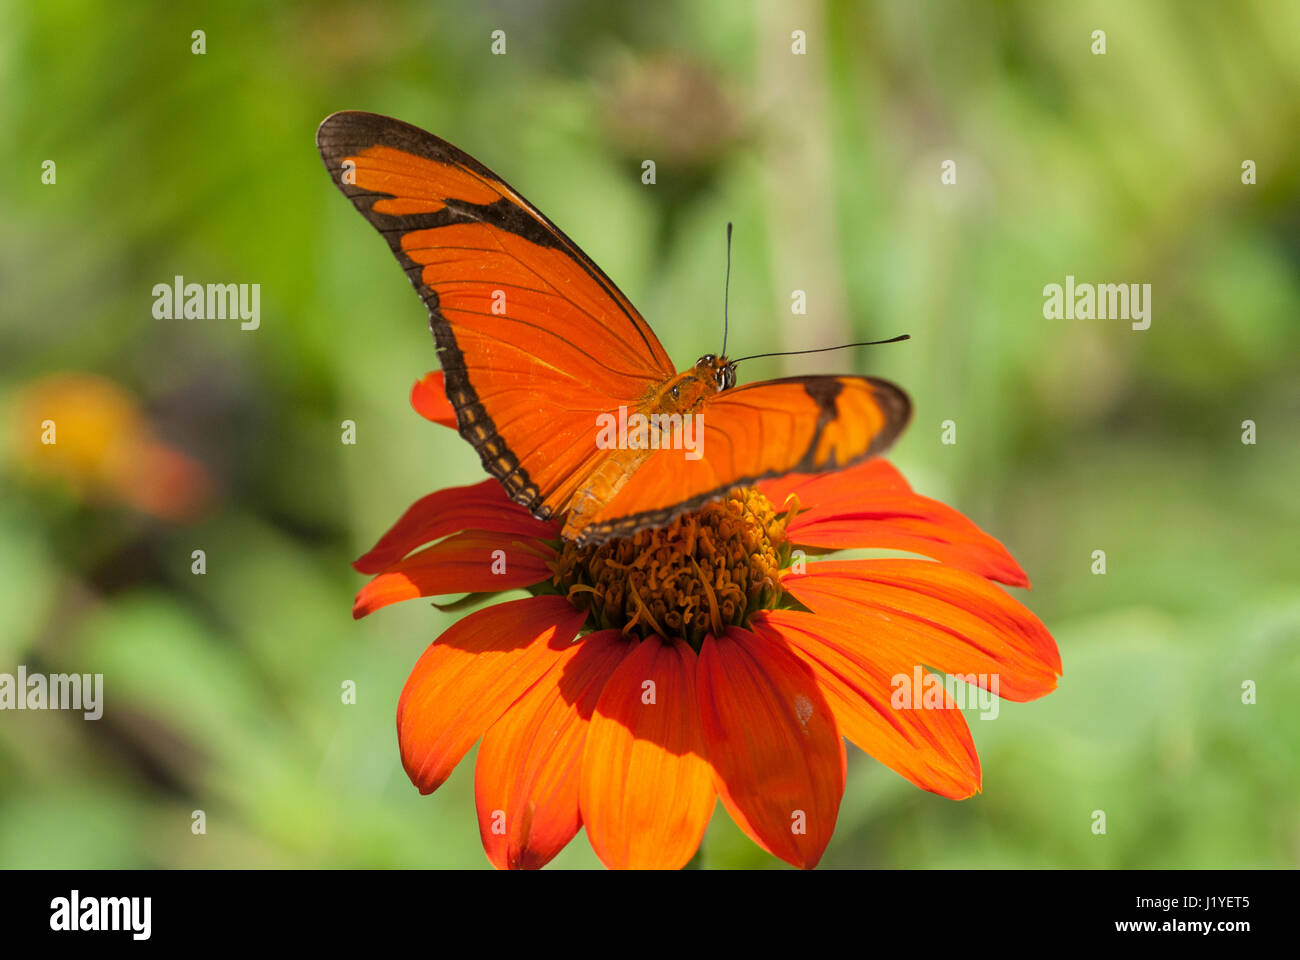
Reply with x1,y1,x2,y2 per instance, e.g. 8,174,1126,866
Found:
7,372,212,520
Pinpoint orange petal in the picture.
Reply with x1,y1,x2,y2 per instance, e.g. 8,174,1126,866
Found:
580,637,716,869
475,630,630,869
697,626,846,869
784,559,1061,702
761,459,1029,587
354,478,558,574
759,456,910,506
751,610,980,799
397,595,587,794
410,370,458,427
353,531,554,618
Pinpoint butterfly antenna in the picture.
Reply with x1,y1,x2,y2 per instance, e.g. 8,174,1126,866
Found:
730,334,910,365
722,222,733,356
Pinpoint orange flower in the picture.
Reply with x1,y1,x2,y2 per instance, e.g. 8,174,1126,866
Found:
354,371,1061,869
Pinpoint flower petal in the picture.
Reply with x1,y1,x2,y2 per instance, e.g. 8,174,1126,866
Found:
353,532,554,619
410,370,458,427
397,595,587,794
750,610,980,799
759,456,910,505
580,637,716,869
697,626,845,869
783,559,1061,702
762,460,1029,587
474,630,630,870
354,478,558,574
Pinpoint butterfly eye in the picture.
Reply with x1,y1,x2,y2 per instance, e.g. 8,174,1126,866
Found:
670,384,680,400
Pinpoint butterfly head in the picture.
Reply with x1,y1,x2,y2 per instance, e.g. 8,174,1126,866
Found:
695,354,737,392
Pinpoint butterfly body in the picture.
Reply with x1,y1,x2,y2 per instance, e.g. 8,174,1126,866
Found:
558,354,734,541
318,112,911,546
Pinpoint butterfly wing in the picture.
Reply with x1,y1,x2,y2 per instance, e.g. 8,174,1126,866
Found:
316,111,676,521
564,375,911,545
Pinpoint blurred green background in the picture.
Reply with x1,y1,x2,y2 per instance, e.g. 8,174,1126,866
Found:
2,0,1297,869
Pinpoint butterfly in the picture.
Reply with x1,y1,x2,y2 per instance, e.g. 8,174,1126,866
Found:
317,111,911,547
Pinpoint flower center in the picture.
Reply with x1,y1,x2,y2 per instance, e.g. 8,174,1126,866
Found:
551,488,790,648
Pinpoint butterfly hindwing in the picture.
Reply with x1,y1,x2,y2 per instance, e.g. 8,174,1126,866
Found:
565,375,911,544
316,111,675,519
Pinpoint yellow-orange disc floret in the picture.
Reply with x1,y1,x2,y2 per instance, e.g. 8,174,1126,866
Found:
552,488,791,647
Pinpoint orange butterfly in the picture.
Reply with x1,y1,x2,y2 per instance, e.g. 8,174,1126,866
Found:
317,112,911,546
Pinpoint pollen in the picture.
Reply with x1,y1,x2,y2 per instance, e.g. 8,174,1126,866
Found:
551,487,792,648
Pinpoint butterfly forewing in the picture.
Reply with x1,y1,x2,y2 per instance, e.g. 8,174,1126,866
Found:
316,111,675,519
